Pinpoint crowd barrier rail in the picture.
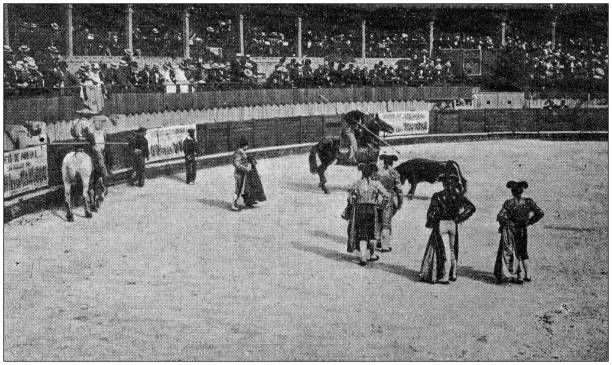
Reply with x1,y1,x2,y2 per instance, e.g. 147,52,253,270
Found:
4,85,478,124
4,107,608,222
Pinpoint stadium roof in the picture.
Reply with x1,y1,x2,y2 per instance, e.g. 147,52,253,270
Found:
350,3,606,10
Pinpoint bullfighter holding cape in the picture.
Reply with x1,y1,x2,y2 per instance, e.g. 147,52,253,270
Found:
241,155,267,206
420,175,476,284
494,181,544,284
231,136,266,211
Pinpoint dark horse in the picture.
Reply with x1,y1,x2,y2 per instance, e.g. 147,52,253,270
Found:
309,110,394,193
395,158,468,197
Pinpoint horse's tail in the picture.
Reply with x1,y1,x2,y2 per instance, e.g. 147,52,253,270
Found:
309,144,319,174
449,160,467,194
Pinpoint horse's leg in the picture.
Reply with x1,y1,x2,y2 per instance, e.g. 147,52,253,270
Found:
96,176,105,205
89,181,98,212
82,175,93,218
64,181,74,222
317,162,330,194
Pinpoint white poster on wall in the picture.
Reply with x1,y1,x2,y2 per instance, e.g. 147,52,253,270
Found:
3,145,49,198
145,124,196,162
378,111,430,136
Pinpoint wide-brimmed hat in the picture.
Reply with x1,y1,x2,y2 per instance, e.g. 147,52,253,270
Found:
243,69,253,77
137,126,147,133
238,135,249,147
378,148,398,161
47,45,59,53
51,22,59,30
76,108,95,115
124,49,133,55
18,45,30,52
506,180,528,189
118,60,128,67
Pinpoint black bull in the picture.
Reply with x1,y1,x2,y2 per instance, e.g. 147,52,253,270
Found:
395,158,468,197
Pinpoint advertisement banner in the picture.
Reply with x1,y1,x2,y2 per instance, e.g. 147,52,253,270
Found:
146,124,196,162
378,111,430,136
3,145,49,198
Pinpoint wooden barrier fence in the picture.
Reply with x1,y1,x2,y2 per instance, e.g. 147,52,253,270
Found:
3,107,606,204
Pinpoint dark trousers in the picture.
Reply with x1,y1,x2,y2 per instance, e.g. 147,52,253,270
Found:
185,157,196,183
131,154,146,186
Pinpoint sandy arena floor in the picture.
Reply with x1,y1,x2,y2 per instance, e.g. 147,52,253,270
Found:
4,139,609,361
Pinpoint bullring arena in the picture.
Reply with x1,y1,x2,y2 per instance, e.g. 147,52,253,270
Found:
4,137,608,361
3,3,610,362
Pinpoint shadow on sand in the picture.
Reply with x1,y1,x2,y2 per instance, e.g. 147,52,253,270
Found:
291,241,356,264
198,198,231,211
292,241,424,283
456,266,499,285
49,209,68,222
163,174,187,184
542,224,600,233
286,181,347,194
309,230,347,245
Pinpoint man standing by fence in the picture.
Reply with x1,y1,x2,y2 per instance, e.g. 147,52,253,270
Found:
183,128,199,184
231,136,251,211
128,127,149,187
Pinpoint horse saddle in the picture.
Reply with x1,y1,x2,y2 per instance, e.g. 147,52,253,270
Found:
338,145,378,165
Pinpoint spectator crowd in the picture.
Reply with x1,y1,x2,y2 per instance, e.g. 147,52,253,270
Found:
266,54,454,88
4,4,608,96
504,35,608,88
4,46,262,96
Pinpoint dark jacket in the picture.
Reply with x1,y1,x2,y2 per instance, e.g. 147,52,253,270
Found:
183,135,199,158
426,190,476,228
128,134,149,159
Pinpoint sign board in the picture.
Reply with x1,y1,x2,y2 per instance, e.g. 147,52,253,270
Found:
3,145,49,198
378,111,430,136
145,124,196,162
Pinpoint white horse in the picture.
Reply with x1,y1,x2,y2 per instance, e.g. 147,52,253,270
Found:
61,150,94,221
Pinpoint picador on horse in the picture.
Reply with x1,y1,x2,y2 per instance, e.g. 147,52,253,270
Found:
309,110,394,194
62,108,111,221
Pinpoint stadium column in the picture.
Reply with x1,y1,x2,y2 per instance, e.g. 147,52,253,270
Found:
126,4,133,53
551,18,557,50
239,14,244,55
361,20,366,64
429,20,434,58
66,4,73,57
297,17,302,59
500,12,507,47
183,8,190,59
4,4,9,47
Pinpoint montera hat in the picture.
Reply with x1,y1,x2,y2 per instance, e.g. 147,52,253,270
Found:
506,180,528,189
379,148,398,161
238,135,249,147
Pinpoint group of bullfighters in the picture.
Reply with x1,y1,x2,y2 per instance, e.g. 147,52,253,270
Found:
342,150,544,285
80,116,544,286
